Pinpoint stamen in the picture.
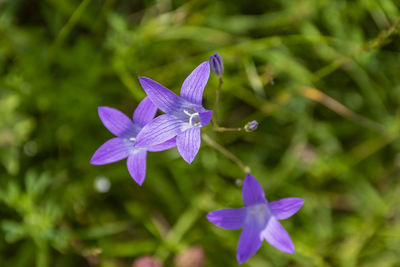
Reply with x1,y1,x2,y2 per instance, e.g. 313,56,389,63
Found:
184,110,200,126
129,137,136,141
189,112,199,126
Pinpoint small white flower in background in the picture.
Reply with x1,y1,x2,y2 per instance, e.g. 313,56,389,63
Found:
94,176,111,193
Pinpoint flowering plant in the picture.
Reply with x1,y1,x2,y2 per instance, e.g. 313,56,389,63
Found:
91,54,304,264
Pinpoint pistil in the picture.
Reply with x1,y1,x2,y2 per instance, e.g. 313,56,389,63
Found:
184,110,201,127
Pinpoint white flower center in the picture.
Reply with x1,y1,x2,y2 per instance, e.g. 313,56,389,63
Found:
247,203,270,227
183,110,201,127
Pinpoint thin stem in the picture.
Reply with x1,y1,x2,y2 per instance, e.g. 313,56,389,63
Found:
202,134,251,174
212,77,224,127
301,87,386,133
215,127,244,132
54,0,92,48
313,17,400,82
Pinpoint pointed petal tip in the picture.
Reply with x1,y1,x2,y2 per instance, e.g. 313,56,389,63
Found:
205,212,213,222
97,106,110,117
242,174,266,206
133,96,157,126
138,76,148,83
132,176,145,186
205,211,219,223
244,173,255,181
181,154,195,164
138,76,150,86
280,243,295,254
236,255,245,265
127,152,147,186
131,170,145,186
236,250,252,264
206,208,246,230
262,217,295,254
177,128,201,164
135,179,144,186
200,60,210,67
184,156,194,164
90,156,101,165
97,106,134,137
269,197,305,220
97,106,115,115
138,77,181,113
180,61,210,104
90,138,130,165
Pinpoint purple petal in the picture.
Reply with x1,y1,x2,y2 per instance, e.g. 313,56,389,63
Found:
133,97,158,127
127,150,147,186
148,137,177,152
242,174,266,207
177,127,201,164
90,138,130,165
180,61,210,105
206,208,246,230
138,77,181,113
236,220,263,264
98,107,135,137
262,217,294,254
269,198,304,220
199,110,212,126
135,114,183,148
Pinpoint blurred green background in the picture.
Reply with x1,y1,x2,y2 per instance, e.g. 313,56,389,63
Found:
1,0,400,266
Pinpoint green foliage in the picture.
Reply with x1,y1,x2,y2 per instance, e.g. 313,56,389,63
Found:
1,0,400,266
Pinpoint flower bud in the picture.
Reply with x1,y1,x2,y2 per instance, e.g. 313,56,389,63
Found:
244,120,258,132
209,53,224,76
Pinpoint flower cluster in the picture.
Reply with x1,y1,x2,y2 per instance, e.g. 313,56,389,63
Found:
91,55,304,264
91,61,212,184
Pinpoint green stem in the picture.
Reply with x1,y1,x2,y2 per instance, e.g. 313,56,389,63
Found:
212,77,223,127
313,17,400,82
215,127,244,132
36,242,49,267
202,134,250,174
54,0,92,48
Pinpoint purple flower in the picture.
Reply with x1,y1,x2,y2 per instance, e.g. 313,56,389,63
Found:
135,61,212,164
90,97,176,186
210,53,224,76
206,174,304,264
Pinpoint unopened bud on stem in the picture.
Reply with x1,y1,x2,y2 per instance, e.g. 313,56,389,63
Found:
244,120,258,132
210,53,224,77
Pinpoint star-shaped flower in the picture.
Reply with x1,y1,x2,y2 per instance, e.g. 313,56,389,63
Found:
90,97,176,186
206,174,304,264
135,61,212,164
